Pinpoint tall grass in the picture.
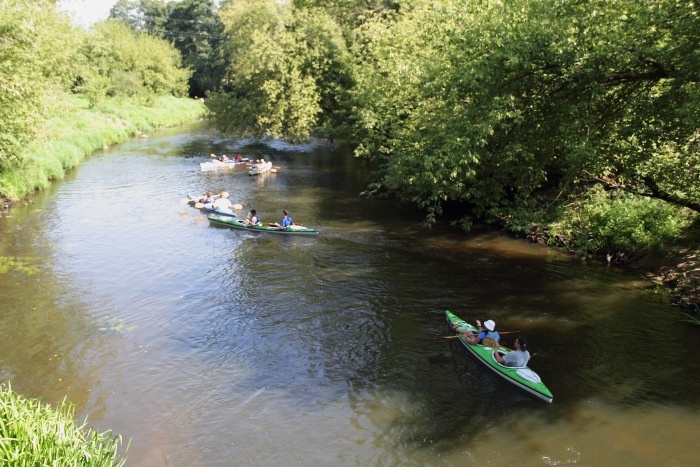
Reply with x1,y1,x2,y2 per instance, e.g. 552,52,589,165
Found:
0,94,208,201
0,384,126,466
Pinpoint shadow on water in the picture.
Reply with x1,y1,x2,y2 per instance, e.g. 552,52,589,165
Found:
1,124,699,466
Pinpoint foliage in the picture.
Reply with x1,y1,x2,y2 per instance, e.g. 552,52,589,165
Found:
109,0,169,34
209,0,352,141
77,21,191,105
0,0,80,171
548,185,692,260
0,95,207,201
0,383,126,466
163,0,228,98
346,0,700,244
110,0,228,98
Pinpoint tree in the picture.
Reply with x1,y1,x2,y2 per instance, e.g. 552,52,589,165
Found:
348,0,700,231
0,0,80,170
77,21,190,104
209,0,352,141
109,0,169,35
162,0,227,97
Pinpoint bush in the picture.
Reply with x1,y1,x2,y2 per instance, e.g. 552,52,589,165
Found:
0,384,126,466
548,185,692,260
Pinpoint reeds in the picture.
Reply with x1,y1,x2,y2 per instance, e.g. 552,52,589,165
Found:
0,383,127,466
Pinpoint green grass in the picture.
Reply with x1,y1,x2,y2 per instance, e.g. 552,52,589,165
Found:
0,94,208,201
0,384,126,466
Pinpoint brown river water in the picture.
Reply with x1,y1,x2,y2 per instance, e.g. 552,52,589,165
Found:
1,122,698,466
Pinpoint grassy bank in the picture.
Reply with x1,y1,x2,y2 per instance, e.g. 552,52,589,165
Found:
0,384,126,465
0,94,208,204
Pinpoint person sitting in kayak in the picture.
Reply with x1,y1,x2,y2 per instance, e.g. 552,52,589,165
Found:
212,192,233,213
454,319,500,346
242,209,259,225
493,336,530,367
269,209,293,229
196,191,216,205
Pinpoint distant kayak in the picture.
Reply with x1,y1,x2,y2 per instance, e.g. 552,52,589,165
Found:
248,161,273,175
207,215,319,235
200,158,250,171
445,310,553,403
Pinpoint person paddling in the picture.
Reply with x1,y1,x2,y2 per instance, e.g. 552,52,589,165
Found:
242,209,259,225
494,336,530,367
454,319,500,346
269,209,293,229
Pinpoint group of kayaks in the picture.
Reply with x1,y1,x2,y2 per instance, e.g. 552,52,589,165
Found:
199,155,251,172
187,198,319,235
445,310,553,403
199,154,275,176
188,153,319,235
194,156,550,401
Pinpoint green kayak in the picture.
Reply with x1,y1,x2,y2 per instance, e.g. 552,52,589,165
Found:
445,310,553,403
208,214,319,235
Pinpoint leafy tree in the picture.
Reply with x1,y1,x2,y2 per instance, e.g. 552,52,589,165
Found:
292,0,409,29
210,0,352,141
162,0,227,97
77,21,190,104
0,0,80,170
349,0,700,231
109,0,169,35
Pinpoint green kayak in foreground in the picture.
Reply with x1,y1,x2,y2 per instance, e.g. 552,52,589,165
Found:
208,214,319,235
445,310,553,403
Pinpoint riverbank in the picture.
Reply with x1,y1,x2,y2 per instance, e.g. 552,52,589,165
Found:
636,248,700,311
0,94,208,209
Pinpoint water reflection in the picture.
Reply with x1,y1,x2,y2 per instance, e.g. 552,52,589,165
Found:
1,122,698,466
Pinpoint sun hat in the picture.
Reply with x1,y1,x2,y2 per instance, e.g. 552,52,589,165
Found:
484,320,496,331
221,192,230,198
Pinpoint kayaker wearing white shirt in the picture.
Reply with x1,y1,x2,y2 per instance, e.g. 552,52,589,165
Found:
494,336,530,367
212,192,233,213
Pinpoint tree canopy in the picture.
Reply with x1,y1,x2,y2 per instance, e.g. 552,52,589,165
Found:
0,0,193,173
3,0,698,259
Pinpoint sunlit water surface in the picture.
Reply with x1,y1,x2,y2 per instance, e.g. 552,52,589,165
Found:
1,123,698,466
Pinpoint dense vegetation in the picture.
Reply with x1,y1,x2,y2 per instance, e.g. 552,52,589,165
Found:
0,0,204,203
2,0,699,293
0,384,126,465
204,0,699,269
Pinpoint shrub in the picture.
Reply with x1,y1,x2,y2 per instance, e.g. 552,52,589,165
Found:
0,384,126,466
549,185,691,260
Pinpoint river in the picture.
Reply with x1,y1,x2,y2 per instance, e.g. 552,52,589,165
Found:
1,122,698,466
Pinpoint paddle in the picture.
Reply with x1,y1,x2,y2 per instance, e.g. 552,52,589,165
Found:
442,335,514,351
441,331,520,338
